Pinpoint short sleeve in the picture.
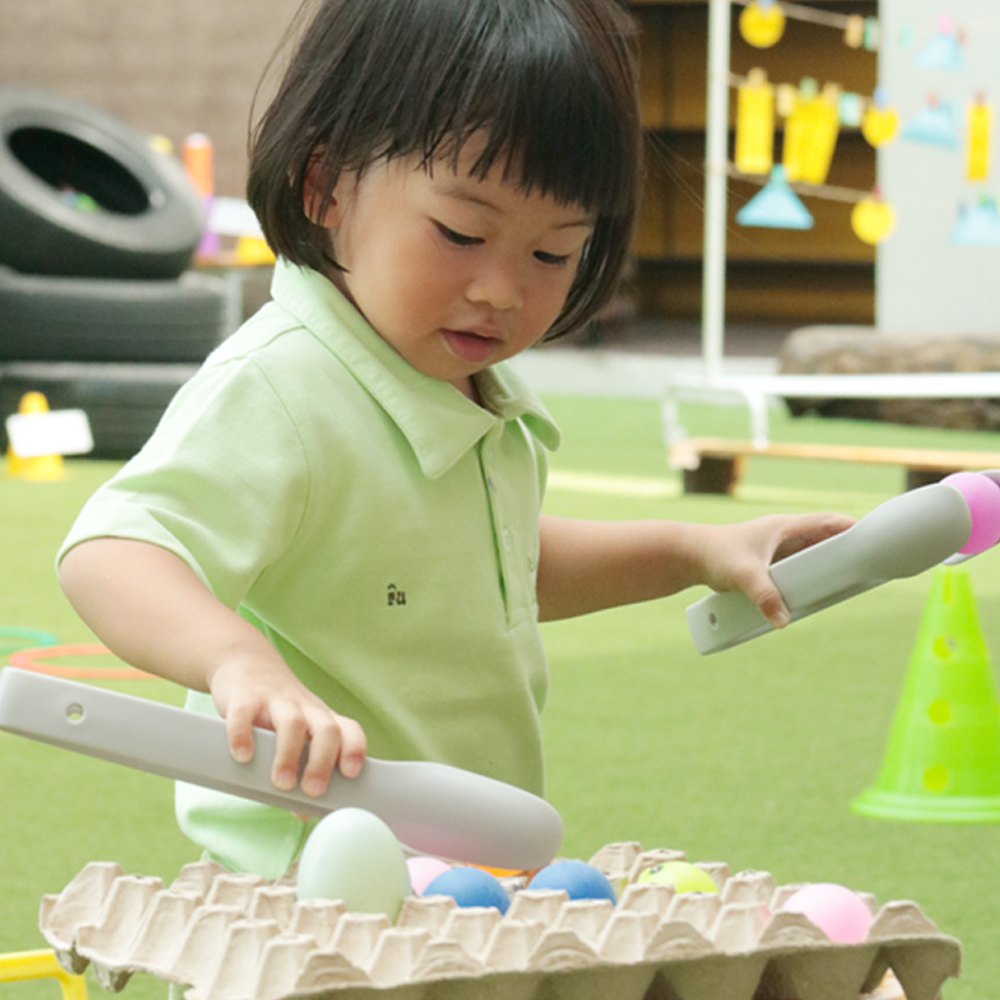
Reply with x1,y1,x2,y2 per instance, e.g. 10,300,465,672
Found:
57,357,311,610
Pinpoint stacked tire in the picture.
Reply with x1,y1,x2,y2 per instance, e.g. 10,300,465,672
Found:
0,86,229,459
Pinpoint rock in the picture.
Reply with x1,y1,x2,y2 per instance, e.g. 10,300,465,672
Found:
778,325,1000,430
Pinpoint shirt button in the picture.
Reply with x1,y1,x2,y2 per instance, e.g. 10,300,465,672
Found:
527,554,537,572
503,528,513,551
486,476,496,490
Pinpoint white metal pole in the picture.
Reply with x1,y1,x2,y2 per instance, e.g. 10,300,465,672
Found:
702,0,732,384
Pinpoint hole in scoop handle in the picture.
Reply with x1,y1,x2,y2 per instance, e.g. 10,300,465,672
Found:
0,668,563,870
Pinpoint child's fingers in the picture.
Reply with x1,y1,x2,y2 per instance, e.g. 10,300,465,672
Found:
748,513,854,628
754,583,790,628
299,710,342,796
212,667,367,794
269,701,310,791
757,513,852,625
335,715,367,779
772,512,855,562
224,698,258,765
299,712,367,793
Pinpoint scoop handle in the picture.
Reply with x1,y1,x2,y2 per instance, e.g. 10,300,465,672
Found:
0,668,563,870
686,482,973,655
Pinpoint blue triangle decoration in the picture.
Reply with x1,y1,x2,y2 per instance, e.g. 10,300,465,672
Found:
914,31,963,70
901,102,960,149
737,165,814,229
950,198,1000,246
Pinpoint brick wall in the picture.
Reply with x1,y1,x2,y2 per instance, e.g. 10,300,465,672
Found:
0,0,303,198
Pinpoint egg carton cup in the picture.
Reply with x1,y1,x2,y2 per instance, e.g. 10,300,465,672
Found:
39,843,959,1000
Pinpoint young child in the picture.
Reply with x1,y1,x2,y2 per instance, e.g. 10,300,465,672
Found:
57,0,852,877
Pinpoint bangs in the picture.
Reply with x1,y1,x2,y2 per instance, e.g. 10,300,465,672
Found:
308,0,637,222
413,1,636,224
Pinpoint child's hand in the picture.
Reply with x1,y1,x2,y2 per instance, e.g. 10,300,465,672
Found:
698,512,855,628
59,537,367,797
207,651,367,797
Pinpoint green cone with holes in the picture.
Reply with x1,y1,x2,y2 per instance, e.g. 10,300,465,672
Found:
853,564,1000,821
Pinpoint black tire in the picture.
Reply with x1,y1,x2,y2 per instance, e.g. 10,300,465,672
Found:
0,361,198,459
0,86,205,280
0,266,228,364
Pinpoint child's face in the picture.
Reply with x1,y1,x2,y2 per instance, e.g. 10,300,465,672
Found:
314,140,593,399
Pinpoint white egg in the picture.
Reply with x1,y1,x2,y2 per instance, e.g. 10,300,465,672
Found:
296,807,411,920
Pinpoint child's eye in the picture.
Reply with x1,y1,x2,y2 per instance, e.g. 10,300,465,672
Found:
436,222,482,247
534,251,571,267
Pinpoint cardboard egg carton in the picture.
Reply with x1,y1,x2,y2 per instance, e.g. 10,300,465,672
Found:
39,842,960,1000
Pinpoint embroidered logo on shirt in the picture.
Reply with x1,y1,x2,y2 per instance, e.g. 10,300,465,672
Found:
387,584,407,607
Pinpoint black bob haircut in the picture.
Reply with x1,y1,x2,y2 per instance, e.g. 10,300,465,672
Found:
247,0,642,341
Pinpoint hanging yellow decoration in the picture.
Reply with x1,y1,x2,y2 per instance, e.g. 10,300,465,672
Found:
845,15,865,48
966,96,992,182
783,83,840,184
851,191,896,245
739,1,786,49
775,83,798,118
862,103,899,147
735,69,775,175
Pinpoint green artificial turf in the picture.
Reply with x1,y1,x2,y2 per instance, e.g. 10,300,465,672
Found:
2,396,1000,999
0,462,196,1000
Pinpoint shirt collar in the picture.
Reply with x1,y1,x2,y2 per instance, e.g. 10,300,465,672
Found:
270,259,561,478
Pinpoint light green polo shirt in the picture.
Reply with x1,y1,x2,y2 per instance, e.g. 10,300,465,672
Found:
58,259,561,876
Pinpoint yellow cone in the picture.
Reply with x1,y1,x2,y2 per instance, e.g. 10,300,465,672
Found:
4,392,65,481
234,234,276,266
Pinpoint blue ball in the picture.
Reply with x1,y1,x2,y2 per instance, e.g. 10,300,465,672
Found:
422,866,510,913
529,860,617,902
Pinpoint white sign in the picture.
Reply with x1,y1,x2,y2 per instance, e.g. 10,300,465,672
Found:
208,197,265,238
6,409,94,458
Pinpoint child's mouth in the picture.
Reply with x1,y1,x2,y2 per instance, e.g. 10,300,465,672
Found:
442,329,498,364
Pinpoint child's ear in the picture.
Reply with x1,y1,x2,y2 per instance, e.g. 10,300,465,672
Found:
303,157,343,229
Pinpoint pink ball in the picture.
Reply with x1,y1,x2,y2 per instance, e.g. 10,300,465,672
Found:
406,856,452,895
780,883,873,944
942,472,1000,555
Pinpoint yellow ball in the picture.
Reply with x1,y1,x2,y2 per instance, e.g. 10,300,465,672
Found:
861,106,899,147
851,197,896,245
636,861,719,894
740,2,786,48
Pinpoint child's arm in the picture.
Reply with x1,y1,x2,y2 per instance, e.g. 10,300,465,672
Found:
59,537,366,795
535,511,855,624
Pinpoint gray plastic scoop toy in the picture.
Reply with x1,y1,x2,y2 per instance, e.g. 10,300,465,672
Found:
687,475,1000,655
0,667,563,870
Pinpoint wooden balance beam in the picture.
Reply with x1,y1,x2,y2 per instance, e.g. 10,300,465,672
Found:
668,436,1000,495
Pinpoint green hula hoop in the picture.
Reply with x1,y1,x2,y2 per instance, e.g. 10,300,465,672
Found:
1,626,59,660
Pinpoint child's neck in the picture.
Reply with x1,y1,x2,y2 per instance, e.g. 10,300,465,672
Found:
457,374,484,407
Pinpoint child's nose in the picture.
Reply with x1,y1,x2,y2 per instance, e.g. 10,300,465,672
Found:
466,261,524,311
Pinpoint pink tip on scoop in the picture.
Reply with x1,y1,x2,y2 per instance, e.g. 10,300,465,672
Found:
942,472,1000,555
